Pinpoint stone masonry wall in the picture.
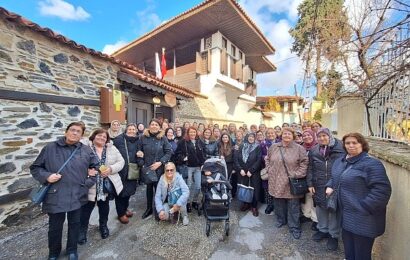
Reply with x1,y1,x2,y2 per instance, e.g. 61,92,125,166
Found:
0,16,121,226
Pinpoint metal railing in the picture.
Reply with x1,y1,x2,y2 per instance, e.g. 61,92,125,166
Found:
364,23,410,145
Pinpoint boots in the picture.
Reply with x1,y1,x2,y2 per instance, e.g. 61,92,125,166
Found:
99,223,109,239
142,208,153,219
77,226,87,245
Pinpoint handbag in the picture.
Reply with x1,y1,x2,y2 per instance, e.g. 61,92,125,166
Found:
141,167,159,184
237,177,254,203
326,165,352,212
260,168,269,181
279,146,308,196
168,187,182,206
141,139,162,184
103,178,115,200
30,146,80,205
124,138,140,180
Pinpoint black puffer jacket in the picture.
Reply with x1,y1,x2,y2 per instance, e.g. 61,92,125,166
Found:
136,129,172,178
175,138,206,167
113,133,139,197
30,138,99,214
306,139,345,207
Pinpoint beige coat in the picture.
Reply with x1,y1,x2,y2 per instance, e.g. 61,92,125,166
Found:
266,141,308,199
86,142,125,201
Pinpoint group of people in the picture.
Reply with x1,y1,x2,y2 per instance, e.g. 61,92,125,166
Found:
30,119,392,260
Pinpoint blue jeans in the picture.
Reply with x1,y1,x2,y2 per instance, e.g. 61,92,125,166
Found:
187,166,201,203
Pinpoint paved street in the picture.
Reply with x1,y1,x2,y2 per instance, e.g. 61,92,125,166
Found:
0,186,344,260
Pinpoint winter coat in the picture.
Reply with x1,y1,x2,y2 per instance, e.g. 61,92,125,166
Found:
81,141,125,201
174,139,206,167
203,139,219,158
155,173,189,213
136,129,172,179
167,138,178,164
266,141,308,199
30,137,99,214
306,139,345,207
234,144,262,201
329,152,391,238
219,146,234,177
113,133,139,197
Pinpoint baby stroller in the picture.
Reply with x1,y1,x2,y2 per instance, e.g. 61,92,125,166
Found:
200,157,232,237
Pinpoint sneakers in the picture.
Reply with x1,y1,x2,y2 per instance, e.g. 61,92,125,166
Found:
264,204,274,215
327,237,338,251
182,216,189,226
312,231,330,242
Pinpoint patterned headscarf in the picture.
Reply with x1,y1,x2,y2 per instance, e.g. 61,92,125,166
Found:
302,129,317,151
317,128,335,157
242,133,257,163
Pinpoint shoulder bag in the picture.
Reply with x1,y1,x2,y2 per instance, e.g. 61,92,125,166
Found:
237,177,254,203
124,138,140,181
260,168,269,181
141,139,162,184
279,146,308,196
326,165,352,212
30,146,80,205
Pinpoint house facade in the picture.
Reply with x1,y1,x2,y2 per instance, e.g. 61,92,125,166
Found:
256,96,304,126
113,0,276,125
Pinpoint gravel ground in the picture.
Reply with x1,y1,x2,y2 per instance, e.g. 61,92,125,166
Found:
0,186,345,260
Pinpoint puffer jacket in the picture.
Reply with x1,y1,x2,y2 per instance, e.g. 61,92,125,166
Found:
306,139,345,207
136,129,172,178
155,173,189,213
329,152,391,238
81,140,125,201
30,138,99,214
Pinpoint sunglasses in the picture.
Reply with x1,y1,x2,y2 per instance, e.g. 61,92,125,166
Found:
165,169,175,172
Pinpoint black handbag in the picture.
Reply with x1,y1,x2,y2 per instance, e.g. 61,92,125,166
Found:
30,146,80,205
103,178,115,200
326,165,352,212
279,146,308,196
141,139,162,184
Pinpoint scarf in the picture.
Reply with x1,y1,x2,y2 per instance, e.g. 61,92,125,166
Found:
302,129,317,151
92,144,107,201
317,128,335,158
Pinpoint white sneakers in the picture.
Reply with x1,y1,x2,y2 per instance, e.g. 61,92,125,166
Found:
183,216,189,226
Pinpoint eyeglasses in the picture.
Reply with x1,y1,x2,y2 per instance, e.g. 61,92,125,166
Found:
165,169,175,172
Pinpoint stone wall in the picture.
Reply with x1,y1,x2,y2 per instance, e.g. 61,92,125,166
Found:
0,16,121,226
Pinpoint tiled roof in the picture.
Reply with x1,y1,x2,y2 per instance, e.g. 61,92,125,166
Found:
256,96,303,103
0,7,195,98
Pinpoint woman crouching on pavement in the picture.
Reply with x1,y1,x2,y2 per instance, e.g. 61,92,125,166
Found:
78,129,125,244
155,162,190,225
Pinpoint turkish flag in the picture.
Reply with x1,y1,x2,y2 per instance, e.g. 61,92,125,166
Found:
161,48,167,79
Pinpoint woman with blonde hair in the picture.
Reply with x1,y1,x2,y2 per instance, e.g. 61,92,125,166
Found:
155,162,190,225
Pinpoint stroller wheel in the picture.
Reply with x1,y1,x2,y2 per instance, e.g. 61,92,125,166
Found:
224,222,229,236
206,223,211,237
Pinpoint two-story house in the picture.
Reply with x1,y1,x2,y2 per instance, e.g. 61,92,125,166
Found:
112,0,276,125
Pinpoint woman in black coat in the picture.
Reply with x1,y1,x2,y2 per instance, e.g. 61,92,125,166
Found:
113,123,139,224
202,128,218,159
234,133,262,216
174,126,206,212
306,128,345,250
327,133,391,260
218,133,236,196
136,118,172,219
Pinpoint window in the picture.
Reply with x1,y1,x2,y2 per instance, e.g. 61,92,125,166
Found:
231,45,236,57
222,38,227,49
239,51,243,60
288,102,293,112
